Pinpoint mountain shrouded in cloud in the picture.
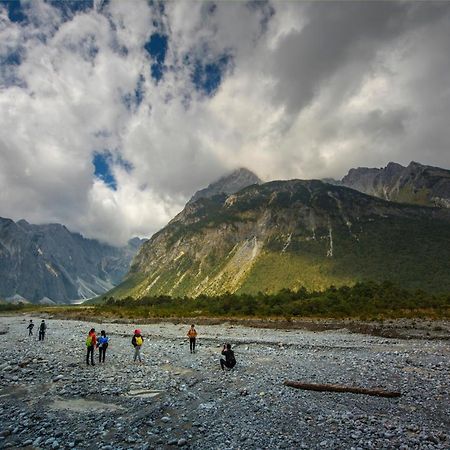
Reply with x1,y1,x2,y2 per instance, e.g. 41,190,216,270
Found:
0,1,449,245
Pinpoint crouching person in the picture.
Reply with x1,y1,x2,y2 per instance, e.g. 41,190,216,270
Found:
220,343,236,370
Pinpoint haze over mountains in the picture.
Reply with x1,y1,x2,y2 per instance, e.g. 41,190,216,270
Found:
0,218,143,304
107,161,450,300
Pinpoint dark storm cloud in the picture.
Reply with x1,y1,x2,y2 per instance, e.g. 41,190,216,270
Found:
270,1,450,115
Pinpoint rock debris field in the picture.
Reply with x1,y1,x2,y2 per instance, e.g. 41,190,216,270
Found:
0,315,449,450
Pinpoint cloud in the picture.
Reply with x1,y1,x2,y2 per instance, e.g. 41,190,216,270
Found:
0,0,449,245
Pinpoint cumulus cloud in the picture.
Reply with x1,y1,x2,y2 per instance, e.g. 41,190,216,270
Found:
0,0,449,245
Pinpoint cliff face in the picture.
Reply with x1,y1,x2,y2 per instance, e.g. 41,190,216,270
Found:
110,180,450,299
0,218,144,303
341,161,450,208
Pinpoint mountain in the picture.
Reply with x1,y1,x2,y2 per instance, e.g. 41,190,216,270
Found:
108,179,450,300
0,217,144,303
341,161,450,208
188,168,261,204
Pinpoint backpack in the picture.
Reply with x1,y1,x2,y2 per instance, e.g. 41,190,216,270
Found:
135,336,143,346
86,335,93,347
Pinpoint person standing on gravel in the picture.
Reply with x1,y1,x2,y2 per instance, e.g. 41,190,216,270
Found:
187,324,198,353
220,343,236,370
38,320,46,341
97,330,109,363
132,329,144,364
86,328,97,366
27,320,34,336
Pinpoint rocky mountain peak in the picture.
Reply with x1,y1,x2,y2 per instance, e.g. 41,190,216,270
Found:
340,161,450,207
188,168,261,204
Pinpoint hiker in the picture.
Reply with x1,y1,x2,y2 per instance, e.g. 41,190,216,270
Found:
187,324,198,353
38,320,46,341
132,329,144,363
220,343,236,371
27,320,34,336
97,330,109,363
86,328,97,366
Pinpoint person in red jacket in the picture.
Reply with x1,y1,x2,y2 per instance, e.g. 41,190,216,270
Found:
86,328,97,366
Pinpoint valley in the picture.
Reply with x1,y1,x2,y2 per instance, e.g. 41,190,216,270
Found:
0,315,449,449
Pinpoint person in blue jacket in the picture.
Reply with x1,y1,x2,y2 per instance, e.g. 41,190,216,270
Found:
97,330,109,363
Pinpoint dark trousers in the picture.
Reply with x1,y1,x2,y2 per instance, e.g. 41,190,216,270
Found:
28,329,33,336
39,330,45,341
86,346,95,365
220,359,235,370
189,338,196,353
99,346,107,363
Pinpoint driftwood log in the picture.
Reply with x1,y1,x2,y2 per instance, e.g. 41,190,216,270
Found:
284,381,401,398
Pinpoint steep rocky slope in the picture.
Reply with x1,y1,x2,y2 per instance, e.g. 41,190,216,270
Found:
0,218,143,303
110,180,450,299
341,161,450,208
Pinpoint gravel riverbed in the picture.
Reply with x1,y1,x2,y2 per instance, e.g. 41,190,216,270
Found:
0,315,449,450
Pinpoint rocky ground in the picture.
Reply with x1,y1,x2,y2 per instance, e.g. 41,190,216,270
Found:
0,315,449,450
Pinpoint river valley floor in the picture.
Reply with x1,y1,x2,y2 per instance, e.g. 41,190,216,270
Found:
0,315,449,449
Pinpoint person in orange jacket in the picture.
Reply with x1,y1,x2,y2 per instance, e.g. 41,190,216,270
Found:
187,324,198,353
86,328,97,366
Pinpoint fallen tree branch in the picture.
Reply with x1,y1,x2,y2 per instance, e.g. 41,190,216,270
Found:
284,381,401,398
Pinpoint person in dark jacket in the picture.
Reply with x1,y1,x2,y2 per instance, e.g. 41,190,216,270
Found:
132,329,144,363
220,343,236,370
27,320,34,336
38,320,46,341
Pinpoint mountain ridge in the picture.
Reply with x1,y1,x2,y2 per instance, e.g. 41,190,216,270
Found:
339,161,450,208
0,216,144,303
108,178,450,300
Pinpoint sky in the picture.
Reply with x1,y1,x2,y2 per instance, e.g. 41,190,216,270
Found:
1,0,449,246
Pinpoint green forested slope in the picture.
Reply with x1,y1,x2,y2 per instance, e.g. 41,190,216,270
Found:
106,180,450,299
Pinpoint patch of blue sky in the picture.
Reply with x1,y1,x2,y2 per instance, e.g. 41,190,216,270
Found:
123,74,145,110
150,63,164,82
93,152,117,190
1,50,21,66
97,0,109,13
45,0,93,19
192,54,232,96
0,48,24,87
145,33,168,82
0,0,27,23
93,151,134,190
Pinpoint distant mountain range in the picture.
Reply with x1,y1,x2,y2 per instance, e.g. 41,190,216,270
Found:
107,164,450,300
4,161,450,304
331,161,450,208
0,218,144,303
